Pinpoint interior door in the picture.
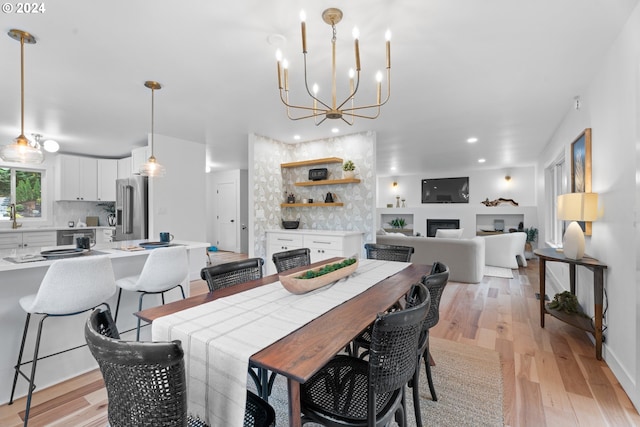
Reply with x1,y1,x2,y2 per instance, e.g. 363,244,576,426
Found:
217,182,237,251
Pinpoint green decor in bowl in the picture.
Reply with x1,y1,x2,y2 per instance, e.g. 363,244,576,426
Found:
279,258,359,294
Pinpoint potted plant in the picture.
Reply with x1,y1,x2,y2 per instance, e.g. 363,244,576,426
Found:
389,217,406,229
524,227,538,258
342,160,356,179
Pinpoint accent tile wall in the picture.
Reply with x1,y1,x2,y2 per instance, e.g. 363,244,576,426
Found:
251,132,376,259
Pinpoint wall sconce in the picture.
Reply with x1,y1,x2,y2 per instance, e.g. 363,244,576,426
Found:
392,181,398,188
504,175,511,182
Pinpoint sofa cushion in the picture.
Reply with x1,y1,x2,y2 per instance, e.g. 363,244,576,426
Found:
435,228,464,239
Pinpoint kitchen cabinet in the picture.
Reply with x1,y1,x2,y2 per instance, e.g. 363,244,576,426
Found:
265,230,363,275
131,146,150,175
0,231,56,249
117,156,132,179
97,159,118,201
55,155,98,201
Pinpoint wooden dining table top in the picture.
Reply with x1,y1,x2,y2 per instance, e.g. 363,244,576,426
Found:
135,258,432,426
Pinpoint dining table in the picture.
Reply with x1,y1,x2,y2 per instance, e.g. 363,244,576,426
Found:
137,257,431,427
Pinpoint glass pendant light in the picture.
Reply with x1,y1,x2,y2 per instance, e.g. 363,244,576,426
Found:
139,81,166,177
0,29,44,164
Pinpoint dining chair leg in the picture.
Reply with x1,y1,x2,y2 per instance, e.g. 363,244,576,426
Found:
412,366,423,427
23,315,47,427
424,344,437,401
113,288,123,323
9,314,31,404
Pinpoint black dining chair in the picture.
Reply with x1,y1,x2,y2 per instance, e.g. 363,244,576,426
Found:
200,258,264,293
272,248,311,273
364,243,415,262
300,282,430,427
85,309,275,427
199,258,276,400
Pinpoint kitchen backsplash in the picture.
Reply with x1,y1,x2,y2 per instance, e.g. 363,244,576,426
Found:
53,201,115,227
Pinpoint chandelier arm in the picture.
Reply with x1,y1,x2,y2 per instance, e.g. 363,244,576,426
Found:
336,72,361,111
301,54,332,111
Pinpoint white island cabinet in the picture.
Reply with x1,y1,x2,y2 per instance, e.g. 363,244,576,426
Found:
0,240,209,405
265,229,363,275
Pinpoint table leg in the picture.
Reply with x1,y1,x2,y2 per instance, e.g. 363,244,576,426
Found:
594,268,604,360
569,264,576,294
539,258,546,327
287,378,301,427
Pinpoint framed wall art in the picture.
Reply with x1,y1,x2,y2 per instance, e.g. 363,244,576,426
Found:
570,128,592,235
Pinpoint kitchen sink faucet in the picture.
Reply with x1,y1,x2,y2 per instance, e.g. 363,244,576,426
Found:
9,203,22,229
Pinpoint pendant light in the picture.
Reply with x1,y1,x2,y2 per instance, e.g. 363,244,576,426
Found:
139,81,166,177
1,29,44,164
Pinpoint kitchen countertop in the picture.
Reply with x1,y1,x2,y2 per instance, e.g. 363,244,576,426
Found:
0,239,209,272
266,229,363,236
0,226,115,233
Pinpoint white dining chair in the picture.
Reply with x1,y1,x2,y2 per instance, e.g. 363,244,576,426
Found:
114,246,189,341
9,255,116,427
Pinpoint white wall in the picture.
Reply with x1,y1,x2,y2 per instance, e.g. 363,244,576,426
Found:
535,3,640,409
147,134,207,243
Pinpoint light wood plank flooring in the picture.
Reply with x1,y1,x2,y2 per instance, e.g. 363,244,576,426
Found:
1,253,638,426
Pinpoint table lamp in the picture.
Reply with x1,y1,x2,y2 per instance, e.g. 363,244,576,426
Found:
557,192,598,260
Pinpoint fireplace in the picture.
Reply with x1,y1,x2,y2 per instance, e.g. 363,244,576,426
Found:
426,219,460,237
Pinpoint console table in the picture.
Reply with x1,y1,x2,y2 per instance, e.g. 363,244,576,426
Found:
534,248,607,360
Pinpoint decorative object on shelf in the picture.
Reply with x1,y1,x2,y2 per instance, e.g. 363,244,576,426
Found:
342,160,356,179
308,198,313,203
279,258,358,294
308,168,328,181
324,192,335,203
139,81,166,177
401,198,406,208
570,128,593,235
107,214,116,226
557,192,598,260
386,203,393,208
287,193,296,203
548,291,590,318
396,195,400,207
1,29,44,164
481,197,519,207
389,217,406,229
275,8,390,125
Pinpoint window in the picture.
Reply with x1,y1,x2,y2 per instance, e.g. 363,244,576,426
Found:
544,153,567,246
0,167,43,220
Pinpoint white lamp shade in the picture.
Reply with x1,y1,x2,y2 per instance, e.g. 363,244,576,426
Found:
557,193,598,221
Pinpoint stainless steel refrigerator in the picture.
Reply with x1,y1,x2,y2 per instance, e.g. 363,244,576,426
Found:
114,175,148,241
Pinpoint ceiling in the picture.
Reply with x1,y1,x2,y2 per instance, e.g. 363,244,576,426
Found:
0,0,637,176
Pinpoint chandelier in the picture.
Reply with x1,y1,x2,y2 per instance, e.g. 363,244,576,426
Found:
139,81,166,177
0,29,44,164
276,8,390,126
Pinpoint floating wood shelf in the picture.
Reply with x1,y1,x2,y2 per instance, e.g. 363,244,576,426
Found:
281,202,344,207
294,178,361,186
281,157,343,168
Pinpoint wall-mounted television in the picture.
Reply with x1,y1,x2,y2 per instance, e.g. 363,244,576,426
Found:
421,177,469,204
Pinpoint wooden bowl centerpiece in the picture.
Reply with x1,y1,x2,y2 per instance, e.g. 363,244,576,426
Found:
279,258,359,294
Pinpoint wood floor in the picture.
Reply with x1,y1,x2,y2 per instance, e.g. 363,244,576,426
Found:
1,253,638,426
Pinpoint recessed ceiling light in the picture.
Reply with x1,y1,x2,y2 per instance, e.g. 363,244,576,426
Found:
390,166,397,172
331,128,339,133
467,137,478,143
293,135,301,140
478,158,486,163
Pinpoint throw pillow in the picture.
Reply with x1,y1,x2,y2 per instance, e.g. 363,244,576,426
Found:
376,228,387,236
435,228,464,239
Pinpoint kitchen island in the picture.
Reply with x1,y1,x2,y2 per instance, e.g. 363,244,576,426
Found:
0,239,209,405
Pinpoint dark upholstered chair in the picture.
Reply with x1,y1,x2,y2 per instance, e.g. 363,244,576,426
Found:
85,309,275,427
364,243,415,262
272,248,311,273
200,258,275,400
200,258,264,293
300,283,430,427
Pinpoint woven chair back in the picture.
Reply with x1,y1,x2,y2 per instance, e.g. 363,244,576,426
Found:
200,258,264,293
369,282,430,395
364,243,414,262
272,248,311,273
422,262,450,329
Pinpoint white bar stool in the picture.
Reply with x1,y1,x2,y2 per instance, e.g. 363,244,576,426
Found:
114,246,189,341
8,255,117,427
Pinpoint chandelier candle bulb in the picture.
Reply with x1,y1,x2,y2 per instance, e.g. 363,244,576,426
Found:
283,60,289,91
300,10,307,53
385,30,391,69
353,28,361,71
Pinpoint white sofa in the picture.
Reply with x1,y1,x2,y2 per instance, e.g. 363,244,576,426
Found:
482,232,527,269
375,234,485,283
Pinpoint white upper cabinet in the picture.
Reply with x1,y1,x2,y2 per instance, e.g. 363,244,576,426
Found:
55,155,98,201
117,156,132,179
131,146,150,175
97,159,118,201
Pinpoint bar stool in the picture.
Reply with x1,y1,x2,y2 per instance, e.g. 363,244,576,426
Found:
114,246,189,341
9,255,116,427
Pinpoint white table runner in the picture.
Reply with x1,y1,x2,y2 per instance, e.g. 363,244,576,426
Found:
152,259,410,427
